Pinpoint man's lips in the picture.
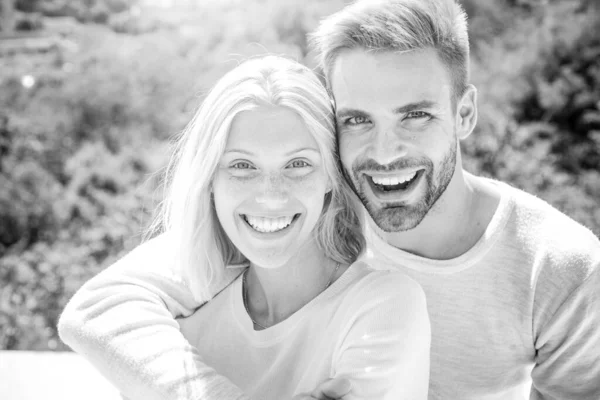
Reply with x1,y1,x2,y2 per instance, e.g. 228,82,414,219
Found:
361,169,425,198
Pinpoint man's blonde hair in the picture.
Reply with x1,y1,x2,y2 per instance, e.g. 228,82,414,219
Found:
310,0,470,103
151,56,365,301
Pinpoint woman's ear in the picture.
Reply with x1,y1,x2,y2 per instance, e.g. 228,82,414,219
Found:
456,84,478,141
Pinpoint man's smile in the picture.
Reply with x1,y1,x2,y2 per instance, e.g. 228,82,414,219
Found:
362,169,425,200
365,170,421,191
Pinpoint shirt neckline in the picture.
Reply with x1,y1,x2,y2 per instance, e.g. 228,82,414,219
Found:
230,261,364,346
365,178,515,274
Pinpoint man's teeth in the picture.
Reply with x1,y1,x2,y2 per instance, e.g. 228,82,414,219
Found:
370,171,417,186
245,215,294,233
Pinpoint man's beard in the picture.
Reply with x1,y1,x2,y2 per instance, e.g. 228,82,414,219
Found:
343,141,457,233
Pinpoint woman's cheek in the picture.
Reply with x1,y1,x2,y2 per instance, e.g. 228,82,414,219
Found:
218,174,257,196
212,172,250,202
289,173,329,202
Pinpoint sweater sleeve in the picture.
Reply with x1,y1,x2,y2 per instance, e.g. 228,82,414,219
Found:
530,265,600,400
331,271,431,400
57,233,249,400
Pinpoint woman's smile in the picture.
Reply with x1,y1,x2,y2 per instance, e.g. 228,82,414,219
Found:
213,105,329,268
240,213,301,234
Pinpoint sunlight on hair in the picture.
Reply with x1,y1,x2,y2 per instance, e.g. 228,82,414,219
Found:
149,56,365,301
310,0,470,100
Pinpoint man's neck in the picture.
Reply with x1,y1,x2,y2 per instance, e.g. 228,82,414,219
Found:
374,169,501,260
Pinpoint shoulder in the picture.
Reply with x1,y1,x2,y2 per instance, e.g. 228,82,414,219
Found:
481,178,600,303
494,179,598,242
332,262,431,363
349,260,425,296
178,273,242,339
483,178,600,266
341,261,429,322
513,182,598,258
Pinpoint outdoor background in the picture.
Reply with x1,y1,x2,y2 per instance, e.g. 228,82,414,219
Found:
0,0,599,352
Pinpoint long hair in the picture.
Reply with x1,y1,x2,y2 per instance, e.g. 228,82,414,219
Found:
150,56,365,302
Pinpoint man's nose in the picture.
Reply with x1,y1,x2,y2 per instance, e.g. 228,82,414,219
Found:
368,124,409,166
255,174,289,206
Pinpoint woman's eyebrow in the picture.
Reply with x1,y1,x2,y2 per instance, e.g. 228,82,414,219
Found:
224,148,319,156
285,147,320,156
224,149,253,155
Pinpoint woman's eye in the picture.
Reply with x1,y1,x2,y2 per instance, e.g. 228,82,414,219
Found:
346,116,369,125
406,111,430,119
289,160,310,168
231,161,253,169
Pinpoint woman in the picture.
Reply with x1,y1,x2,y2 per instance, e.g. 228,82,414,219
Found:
68,56,431,399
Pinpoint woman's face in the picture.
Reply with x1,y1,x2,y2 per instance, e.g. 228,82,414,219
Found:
213,105,331,269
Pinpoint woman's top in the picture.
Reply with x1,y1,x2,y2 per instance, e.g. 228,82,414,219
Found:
177,260,430,400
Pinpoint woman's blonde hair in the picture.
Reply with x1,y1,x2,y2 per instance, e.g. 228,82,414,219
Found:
150,56,365,301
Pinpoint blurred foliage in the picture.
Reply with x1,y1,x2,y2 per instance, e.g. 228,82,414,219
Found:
0,0,598,351
21,0,134,23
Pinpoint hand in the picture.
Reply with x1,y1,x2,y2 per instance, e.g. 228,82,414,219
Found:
292,377,352,400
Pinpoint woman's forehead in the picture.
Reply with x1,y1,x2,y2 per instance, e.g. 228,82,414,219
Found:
225,106,323,157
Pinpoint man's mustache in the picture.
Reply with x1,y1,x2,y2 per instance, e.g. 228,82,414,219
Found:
353,158,430,173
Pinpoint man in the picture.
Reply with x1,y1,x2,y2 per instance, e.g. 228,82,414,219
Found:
58,0,600,399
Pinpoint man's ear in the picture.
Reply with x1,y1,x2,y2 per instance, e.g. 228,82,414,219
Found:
456,84,478,140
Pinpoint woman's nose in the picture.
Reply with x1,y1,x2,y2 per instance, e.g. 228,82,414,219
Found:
255,175,289,206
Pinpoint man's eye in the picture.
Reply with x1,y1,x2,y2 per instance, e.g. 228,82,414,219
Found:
406,111,430,119
231,161,253,169
346,116,369,125
289,160,310,168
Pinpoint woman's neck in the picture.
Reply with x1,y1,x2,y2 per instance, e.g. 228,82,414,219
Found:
244,239,345,329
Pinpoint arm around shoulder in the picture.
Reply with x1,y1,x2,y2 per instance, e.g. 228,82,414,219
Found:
58,233,248,400
333,271,431,400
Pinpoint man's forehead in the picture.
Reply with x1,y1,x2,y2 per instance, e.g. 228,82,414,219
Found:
330,48,452,110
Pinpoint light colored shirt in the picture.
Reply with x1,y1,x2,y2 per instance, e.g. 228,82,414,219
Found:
177,261,430,400
58,178,600,399
361,179,600,399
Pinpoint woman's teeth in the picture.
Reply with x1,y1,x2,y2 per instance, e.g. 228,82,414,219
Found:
244,215,294,233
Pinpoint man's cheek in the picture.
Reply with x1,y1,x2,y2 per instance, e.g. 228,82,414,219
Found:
338,149,353,174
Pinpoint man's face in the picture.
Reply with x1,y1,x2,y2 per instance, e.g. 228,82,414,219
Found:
331,48,458,232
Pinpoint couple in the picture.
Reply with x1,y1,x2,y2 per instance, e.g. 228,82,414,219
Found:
59,0,600,399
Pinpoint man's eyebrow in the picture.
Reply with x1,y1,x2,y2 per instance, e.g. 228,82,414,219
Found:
335,108,370,119
336,101,439,119
393,100,439,114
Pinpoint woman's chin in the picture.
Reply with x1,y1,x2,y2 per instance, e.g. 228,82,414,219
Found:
245,254,292,270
